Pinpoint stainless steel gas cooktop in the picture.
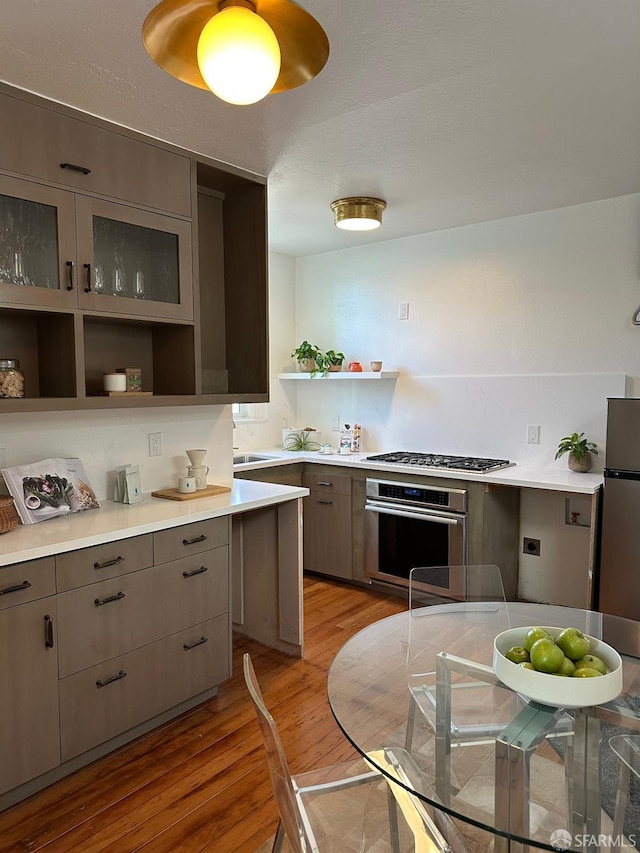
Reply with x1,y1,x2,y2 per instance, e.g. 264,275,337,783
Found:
364,452,514,473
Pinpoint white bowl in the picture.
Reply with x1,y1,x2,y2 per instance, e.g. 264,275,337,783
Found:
493,626,623,709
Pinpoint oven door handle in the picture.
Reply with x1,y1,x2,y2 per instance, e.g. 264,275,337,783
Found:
364,502,463,525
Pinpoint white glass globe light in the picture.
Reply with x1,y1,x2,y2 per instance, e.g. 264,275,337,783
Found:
335,217,381,231
197,6,281,105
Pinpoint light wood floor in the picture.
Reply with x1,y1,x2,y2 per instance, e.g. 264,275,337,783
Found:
0,576,406,853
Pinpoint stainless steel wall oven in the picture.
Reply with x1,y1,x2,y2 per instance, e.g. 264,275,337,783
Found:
365,477,467,593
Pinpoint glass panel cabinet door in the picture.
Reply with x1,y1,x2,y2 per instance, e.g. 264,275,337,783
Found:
0,175,76,309
76,197,193,321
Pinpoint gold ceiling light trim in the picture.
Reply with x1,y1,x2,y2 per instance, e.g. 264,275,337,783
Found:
142,0,329,100
331,197,387,231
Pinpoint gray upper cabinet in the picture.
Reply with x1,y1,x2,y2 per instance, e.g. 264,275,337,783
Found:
0,90,191,216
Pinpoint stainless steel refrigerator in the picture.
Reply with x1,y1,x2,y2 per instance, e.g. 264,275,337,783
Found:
599,397,640,620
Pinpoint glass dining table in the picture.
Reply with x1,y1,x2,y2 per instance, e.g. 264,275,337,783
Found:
327,601,640,853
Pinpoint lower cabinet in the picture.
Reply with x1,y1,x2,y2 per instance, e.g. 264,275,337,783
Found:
302,470,353,579
0,518,231,803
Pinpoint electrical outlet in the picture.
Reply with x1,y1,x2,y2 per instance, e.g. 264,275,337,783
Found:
526,424,540,444
148,432,162,457
331,415,340,432
398,302,409,320
523,537,541,556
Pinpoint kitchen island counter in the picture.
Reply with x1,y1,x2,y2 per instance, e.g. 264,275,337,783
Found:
233,450,603,494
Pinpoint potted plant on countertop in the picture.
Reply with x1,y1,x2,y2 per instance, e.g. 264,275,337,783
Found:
555,432,598,473
291,340,320,372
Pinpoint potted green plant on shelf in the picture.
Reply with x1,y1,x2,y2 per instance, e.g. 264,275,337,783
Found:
313,349,345,376
555,432,598,473
291,340,320,372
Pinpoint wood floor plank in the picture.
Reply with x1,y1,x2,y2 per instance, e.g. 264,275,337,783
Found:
0,577,404,853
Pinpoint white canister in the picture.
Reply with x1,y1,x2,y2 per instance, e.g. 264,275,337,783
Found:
103,372,127,392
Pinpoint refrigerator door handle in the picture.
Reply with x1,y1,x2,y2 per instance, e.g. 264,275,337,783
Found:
604,468,640,481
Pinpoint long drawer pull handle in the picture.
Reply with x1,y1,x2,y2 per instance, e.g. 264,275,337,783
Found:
44,614,54,648
94,591,125,607
318,500,333,505
96,670,127,688
83,262,92,293
60,162,91,175
183,636,208,650
66,259,74,291
317,481,333,487
0,580,32,596
93,556,125,570
182,535,207,546
182,565,208,578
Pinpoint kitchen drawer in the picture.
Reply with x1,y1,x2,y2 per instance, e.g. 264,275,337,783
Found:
154,517,229,564
0,557,55,612
57,545,229,677
303,492,353,580
56,534,154,592
59,613,229,761
303,470,352,496
0,91,191,216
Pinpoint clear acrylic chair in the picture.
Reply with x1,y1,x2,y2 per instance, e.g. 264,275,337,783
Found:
405,565,573,810
243,652,452,853
609,734,640,840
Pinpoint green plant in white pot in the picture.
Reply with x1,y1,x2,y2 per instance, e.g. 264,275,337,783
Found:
291,341,320,372
555,432,598,473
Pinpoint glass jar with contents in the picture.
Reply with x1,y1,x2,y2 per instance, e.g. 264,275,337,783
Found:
0,359,25,398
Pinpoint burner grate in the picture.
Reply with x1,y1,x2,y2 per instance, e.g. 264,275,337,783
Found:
365,451,513,473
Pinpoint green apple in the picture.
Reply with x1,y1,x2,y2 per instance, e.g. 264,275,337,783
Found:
505,646,530,664
557,656,576,676
573,667,603,678
518,661,536,670
555,627,590,661
573,654,607,675
530,638,565,673
524,627,554,653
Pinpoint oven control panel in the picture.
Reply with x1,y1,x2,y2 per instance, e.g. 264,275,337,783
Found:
365,478,467,513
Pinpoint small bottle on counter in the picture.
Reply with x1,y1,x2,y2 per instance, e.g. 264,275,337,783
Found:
350,424,361,452
0,359,24,398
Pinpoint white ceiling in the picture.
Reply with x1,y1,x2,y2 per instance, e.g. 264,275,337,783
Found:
0,0,638,258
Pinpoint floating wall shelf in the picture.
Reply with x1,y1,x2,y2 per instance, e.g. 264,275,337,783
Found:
277,371,398,381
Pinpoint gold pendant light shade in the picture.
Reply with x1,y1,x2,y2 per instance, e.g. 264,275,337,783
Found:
331,197,387,231
142,0,329,104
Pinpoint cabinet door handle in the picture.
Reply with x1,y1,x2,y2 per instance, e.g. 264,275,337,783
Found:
317,481,333,487
93,556,125,570
318,499,333,505
0,579,31,596
182,565,208,578
94,591,125,607
66,260,74,291
182,534,207,546
96,670,127,688
44,614,54,649
60,162,91,176
83,262,92,293
183,636,208,650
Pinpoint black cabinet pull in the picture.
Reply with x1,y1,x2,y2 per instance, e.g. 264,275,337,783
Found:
66,259,74,291
0,579,31,596
318,500,333,505
96,670,127,688
93,556,125,570
317,481,333,487
44,614,54,648
183,636,208,650
83,262,92,293
182,565,208,578
94,591,125,607
60,162,91,175
182,534,207,546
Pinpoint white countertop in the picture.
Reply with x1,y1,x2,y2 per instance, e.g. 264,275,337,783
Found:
0,478,308,568
233,449,603,494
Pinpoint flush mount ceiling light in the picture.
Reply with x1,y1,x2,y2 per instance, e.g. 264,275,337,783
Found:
330,197,387,231
142,0,329,106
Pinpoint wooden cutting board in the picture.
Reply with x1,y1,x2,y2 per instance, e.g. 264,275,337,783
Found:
151,484,231,501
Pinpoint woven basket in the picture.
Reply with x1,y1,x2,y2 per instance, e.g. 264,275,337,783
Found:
0,496,19,534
